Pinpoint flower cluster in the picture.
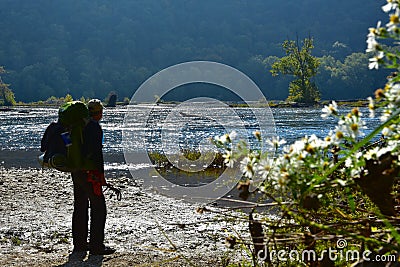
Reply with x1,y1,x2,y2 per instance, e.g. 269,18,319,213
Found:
211,2,400,262
215,104,374,196
365,0,400,168
213,1,400,201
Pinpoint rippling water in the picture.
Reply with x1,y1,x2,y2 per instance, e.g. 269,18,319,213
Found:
0,105,381,173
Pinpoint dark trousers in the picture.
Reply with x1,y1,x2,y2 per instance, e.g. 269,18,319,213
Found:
71,171,106,250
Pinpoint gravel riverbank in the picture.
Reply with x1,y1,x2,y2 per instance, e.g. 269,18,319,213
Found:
0,167,248,266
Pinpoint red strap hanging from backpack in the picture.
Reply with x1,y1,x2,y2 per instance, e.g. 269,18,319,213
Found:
86,170,106,196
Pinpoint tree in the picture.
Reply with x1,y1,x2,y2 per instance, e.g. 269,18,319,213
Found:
316,53,388,100
271,37,321,103
64,94,73,102
0,66,16,106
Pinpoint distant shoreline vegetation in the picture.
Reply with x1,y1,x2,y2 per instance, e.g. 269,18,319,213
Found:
228,99,369,108
1,97,369,109
2,93,130,107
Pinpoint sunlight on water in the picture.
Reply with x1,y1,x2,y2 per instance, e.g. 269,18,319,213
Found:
0,105,380,172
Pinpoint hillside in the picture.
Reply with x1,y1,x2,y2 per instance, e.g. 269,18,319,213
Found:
0,0,389,101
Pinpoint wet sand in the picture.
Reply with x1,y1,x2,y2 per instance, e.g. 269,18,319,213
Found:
0,167,248,266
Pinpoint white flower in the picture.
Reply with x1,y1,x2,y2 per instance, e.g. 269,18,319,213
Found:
229,131,238,141
382,126,392,136
350,167,362,178
266,136,287,149
368,51,384,69
339,114,367,139
366,35,379,53
331,127,345,145
275,171,289,189
257,158,275,179
345,157,353,168
385,83,400,103
380,107,393,122
386,10,400,32
345,152,364,172
368,58,380,70
367,97,375,118
288,139,306,155
364,146,381,160
307,134,328,149
215,134,227,144
215,131,236,144
274,156,290,171
240,157,256,178
321,101,338,118
382,0,398,13
366,21,382,52
223,150,235,168
367,21,382,37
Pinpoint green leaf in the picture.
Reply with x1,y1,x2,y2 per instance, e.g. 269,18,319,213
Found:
346,187,355,213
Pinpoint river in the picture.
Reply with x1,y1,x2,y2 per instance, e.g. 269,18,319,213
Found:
0,104,381,180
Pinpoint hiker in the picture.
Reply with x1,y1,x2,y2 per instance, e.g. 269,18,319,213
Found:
71,99,115,255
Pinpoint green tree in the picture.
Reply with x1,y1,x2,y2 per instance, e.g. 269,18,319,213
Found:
271,37,321,103
79,96,88,103
316,53,388,100
0,66,16,106
64,94,73,102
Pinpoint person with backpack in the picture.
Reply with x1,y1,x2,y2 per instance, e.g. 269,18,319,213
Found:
71,99,115,255
40,101,88,172
40,99,116,255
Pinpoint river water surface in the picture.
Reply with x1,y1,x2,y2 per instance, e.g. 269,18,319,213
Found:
0,105,380,181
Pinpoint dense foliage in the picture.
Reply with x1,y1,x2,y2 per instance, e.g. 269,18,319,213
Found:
0,0,391,102
0,66,16,106
271,38,320,103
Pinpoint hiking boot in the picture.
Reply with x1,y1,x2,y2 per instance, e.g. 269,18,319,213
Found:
89,246,116,255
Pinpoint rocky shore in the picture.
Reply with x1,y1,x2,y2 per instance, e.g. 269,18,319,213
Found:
0,167,248,266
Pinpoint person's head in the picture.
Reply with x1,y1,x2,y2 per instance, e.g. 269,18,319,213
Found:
87,99,104,121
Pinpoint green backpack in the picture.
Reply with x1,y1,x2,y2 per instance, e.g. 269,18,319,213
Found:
39,101,89,172
58,101,90,170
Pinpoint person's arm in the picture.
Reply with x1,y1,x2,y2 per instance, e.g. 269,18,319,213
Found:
84,121,106,194
84,121,104,173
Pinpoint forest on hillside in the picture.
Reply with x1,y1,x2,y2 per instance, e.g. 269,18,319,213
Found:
0,0,392,102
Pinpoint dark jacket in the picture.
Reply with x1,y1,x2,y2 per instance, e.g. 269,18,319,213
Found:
82,119,104,173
